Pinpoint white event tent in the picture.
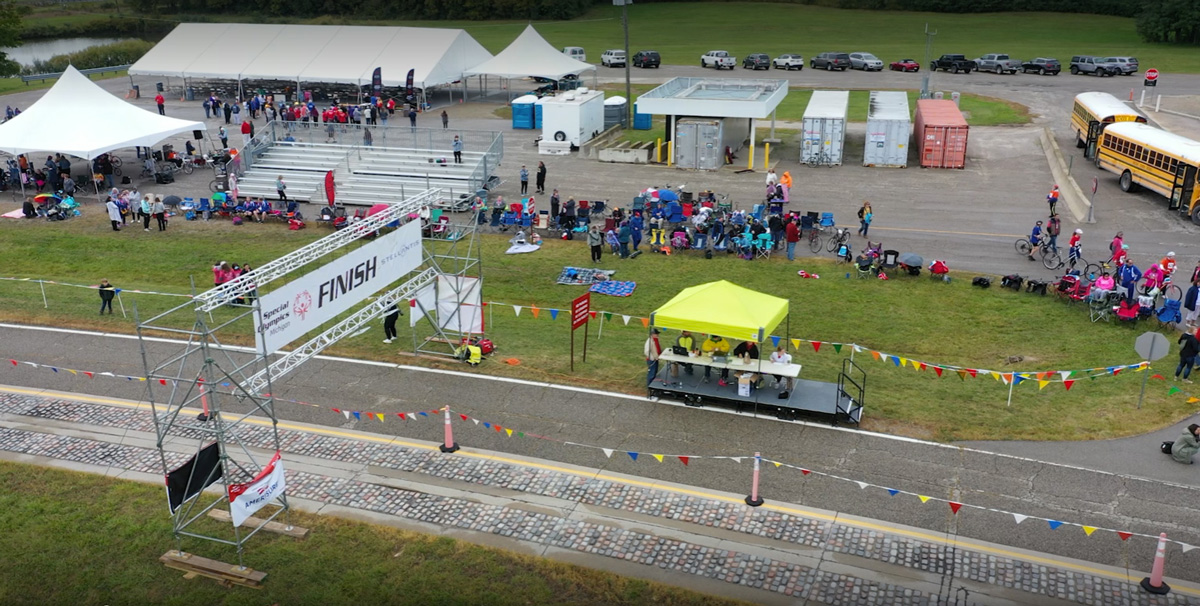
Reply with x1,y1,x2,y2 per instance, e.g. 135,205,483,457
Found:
465,25,595,81
0,66,205,159
129,23,493,91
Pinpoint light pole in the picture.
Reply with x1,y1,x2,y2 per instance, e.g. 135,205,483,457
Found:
616,0,632,128
920,23,936,99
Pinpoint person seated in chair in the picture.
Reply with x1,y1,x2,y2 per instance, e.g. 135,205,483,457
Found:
727,339,761,388
700,333,730,384
670,330,698,379
769,345,793,398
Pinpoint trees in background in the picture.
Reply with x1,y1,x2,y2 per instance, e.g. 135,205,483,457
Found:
0,2,21,77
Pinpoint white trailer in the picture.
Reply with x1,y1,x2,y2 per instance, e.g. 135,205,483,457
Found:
801,90,849,166
540,88,606,147
863,91,911,168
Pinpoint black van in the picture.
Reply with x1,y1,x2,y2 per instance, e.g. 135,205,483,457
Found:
633,50,661,68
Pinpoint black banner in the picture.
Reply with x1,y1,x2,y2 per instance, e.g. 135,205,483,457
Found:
405,69,415,101
166,442,223,513
372,67,382,98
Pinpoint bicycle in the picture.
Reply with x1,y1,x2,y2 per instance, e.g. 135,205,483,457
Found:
806,150,832,168
808,223,828,253
825,227,851,253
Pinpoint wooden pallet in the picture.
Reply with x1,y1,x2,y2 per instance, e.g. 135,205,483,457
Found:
206,509,310,540
160,551,267,589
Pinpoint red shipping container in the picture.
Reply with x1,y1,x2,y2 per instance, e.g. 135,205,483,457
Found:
913,99,969,169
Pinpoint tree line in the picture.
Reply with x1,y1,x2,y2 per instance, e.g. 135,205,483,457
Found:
127,0,593,19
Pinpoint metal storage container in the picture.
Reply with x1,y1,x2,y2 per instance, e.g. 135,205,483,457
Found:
511,95,537,130
673,117,748,170
863,91,911,168
913,99,969,169
801,91,849,166
604,95,627,129
633,102,652,130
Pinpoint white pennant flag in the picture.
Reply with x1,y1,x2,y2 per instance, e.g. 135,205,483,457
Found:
602,448,614,458
1012,513,1028,524
855,481,869,490
99,372,114,376
729,457,743,464
472,418,480,425
341,410,351,420
513,305,522,317
1059,371,1071,381
1182,544,1197,554
622,315,631,326
27,363,37,368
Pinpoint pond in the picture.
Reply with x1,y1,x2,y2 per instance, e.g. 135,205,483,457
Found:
0,37,137,68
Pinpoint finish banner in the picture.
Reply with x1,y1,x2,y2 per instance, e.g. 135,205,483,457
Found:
254,220,422,353
227,451,286,527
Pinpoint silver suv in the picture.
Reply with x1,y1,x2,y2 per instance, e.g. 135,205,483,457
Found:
1070,55,1117,77
1104,56,1139,75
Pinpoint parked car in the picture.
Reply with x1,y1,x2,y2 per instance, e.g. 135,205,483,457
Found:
742,53,770,70
811,52,851,71
1070,56,1117,76
562,46,586,62
1105,56,1139,75
701,50,736,70
772,53,804,70
929,54,976,73
1021,57,1061,75
849,52,884,71
600,49,626,68
889,58,920,72
974,53,1021,74
632,50,660,68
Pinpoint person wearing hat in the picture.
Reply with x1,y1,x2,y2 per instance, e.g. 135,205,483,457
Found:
644,328,663,386
1068,228,1083,270
1047,184,1060,215
1027,220,1044,261
1161,252,1178,280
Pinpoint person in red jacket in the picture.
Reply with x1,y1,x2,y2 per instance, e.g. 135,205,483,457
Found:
240,119,252,148
785,216,800,261
154,93,165,115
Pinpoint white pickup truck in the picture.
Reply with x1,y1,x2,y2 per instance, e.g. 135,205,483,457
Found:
701,50,736,70
975,53,1022,74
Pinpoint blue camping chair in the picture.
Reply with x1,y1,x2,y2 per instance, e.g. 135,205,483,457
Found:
519,213,533,228
501,211,518,227
819,212,835,228
666,201,683,223
800,214,814,234
750,204,765,222
1157,298,1183,327
197,198,212,220
692,232,708,250
755,233,773,258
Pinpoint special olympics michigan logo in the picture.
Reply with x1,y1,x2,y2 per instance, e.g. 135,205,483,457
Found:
293,291,313,321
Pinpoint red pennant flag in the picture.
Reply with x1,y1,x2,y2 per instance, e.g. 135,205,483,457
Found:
1117,531,1132,541
1112,368,1122,376
332,408,341,413
800,469,811,476
84,371,93,378
918,363,927,371
811,341,822,353
1063,380,1075,391
158,379,168,385
398,413,406,420
678,456,689,466
589,311,597,319
459,414,469,421
1151,374,1165,380
948,501,962,514
8,359,16,366
495,424,503,432
967,369,978,378
934,367,943,377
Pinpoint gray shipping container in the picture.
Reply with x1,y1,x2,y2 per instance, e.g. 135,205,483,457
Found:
674,117,748,171
801,91,849,166
863,91,911,168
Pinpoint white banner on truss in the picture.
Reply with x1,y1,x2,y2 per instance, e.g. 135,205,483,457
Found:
436,275,483,334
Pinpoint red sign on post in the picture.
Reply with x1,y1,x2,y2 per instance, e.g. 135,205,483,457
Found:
571,293,591,330
1145,68,1159,81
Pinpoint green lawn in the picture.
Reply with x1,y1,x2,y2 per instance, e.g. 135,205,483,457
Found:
0,70,127,96
0,461,743,606
0,210,1194,442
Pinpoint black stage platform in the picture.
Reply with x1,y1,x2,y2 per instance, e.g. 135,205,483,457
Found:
648,370,863,424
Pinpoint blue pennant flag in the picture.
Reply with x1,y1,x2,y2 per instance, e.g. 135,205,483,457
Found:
549,309,559,320
887,489,899,496
771,335,780,347
628,452,639,461
352,411,361,420
483,422,491,429
1048,520,1063,530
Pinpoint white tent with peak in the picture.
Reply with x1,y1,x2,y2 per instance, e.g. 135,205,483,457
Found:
465,25,595,80
0,66,205,159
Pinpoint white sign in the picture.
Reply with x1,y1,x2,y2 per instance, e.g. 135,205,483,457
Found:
227,451,286,527
255,220,422,353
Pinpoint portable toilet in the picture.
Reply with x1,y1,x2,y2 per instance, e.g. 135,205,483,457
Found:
633,102,652,130
801,91,849,166
511,95,537,130
534,95,547,129
604,96,627,129
863,91,910,168
913,99,969,169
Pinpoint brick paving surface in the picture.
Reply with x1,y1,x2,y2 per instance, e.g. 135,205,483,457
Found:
1,392,1195,606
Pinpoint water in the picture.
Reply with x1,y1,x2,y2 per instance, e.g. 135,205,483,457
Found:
0,37,135,68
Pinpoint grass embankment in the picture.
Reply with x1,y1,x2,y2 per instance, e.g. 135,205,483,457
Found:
0,461,742,606
0,211,1193,442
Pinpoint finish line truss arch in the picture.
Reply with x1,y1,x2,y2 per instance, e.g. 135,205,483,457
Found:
135,188,482,565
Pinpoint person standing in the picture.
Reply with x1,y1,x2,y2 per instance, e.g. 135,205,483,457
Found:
562,197,576,231
630,213,643,252
617,221,631,259
140,194,152,231
241,119,252,148
644,328,662,386
98,279,116,315
519,165,529,195
1177,329,1200,383
203,98,211,119
440,109,449,129
549,189,561,226
152,196,167,231
1184,281,1200,329
857,201,873,237
154,92,165,115
535,161,547,194
1047,184,1060,216
1172,424,1200,464
1118,257,1142,300
275,176,287,202
1045,213,1061,253
408,109,417,130
218,126,228,149
452,136,462,164
382,302,400,343
785,216,800,261
223,100,233,124
587,224,603,263
105,197,122,231
363,128,373,147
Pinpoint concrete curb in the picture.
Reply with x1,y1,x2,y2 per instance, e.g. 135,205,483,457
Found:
1037,126,1088,223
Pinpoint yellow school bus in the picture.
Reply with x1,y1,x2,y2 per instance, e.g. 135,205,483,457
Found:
1071,92,1147,158
1097,121,1200,223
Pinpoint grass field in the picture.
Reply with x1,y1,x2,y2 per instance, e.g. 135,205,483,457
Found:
0,210,1194,442
0,461,742,606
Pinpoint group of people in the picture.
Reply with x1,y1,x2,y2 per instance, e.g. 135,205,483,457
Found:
203,92,426,132
103,188,167,232
6,153,78,194
645,329,795,398
211,261,257,304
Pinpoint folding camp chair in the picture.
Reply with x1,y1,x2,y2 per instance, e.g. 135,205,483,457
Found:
819,212,835,228
755,233,773,259
750,204,765,222
197,198,212,221
879,250,899,275
1089,296,1111,323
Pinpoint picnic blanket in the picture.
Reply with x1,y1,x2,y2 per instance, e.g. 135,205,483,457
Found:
2,208,25,219
557,267,615,285
590,280,637,297
506,243,541,254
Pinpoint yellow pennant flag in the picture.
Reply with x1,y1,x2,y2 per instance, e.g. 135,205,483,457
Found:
918,495,931,503
505,428,513,437
773,461,781,467
376,413,385,422
898,357,907,367
791,338,801,350
991,372,1002,381
1082,526,1097,536
1038,380,1050,390
652,454,664,462
913,362,923,372
68,369,78,375
1189,397,1200,404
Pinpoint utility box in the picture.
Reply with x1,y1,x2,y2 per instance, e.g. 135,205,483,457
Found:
511,94,537,130
674,117,749,170
541,88,605,147
913,99,969,169
801,91,848,166
864,91,910,168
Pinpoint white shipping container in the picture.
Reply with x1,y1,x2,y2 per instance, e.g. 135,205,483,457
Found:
863,91,911,168
801,91,849,166
673,117,750,170
541,89,606,147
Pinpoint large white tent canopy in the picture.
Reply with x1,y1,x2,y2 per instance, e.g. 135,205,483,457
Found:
464,25,595,80
0,66,205,159
129,23,494,89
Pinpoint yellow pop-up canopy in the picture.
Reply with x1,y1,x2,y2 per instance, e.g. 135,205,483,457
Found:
650,281,789,343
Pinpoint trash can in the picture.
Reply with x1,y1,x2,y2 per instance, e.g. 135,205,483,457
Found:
131,84,140,99
156,82,164,93
185,87,195,101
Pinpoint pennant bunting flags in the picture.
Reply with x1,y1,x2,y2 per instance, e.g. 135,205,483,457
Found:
678,456,689,466
1013,514,1028,525
918,495,931,503
602,448,614,458
652,454,664,462
948,502,963,514
1082,526,1097,536
549,309,559,320
1048,520,1064,530
628,452,639,461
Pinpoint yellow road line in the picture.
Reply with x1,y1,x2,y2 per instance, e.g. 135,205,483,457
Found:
5,386,1197,595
